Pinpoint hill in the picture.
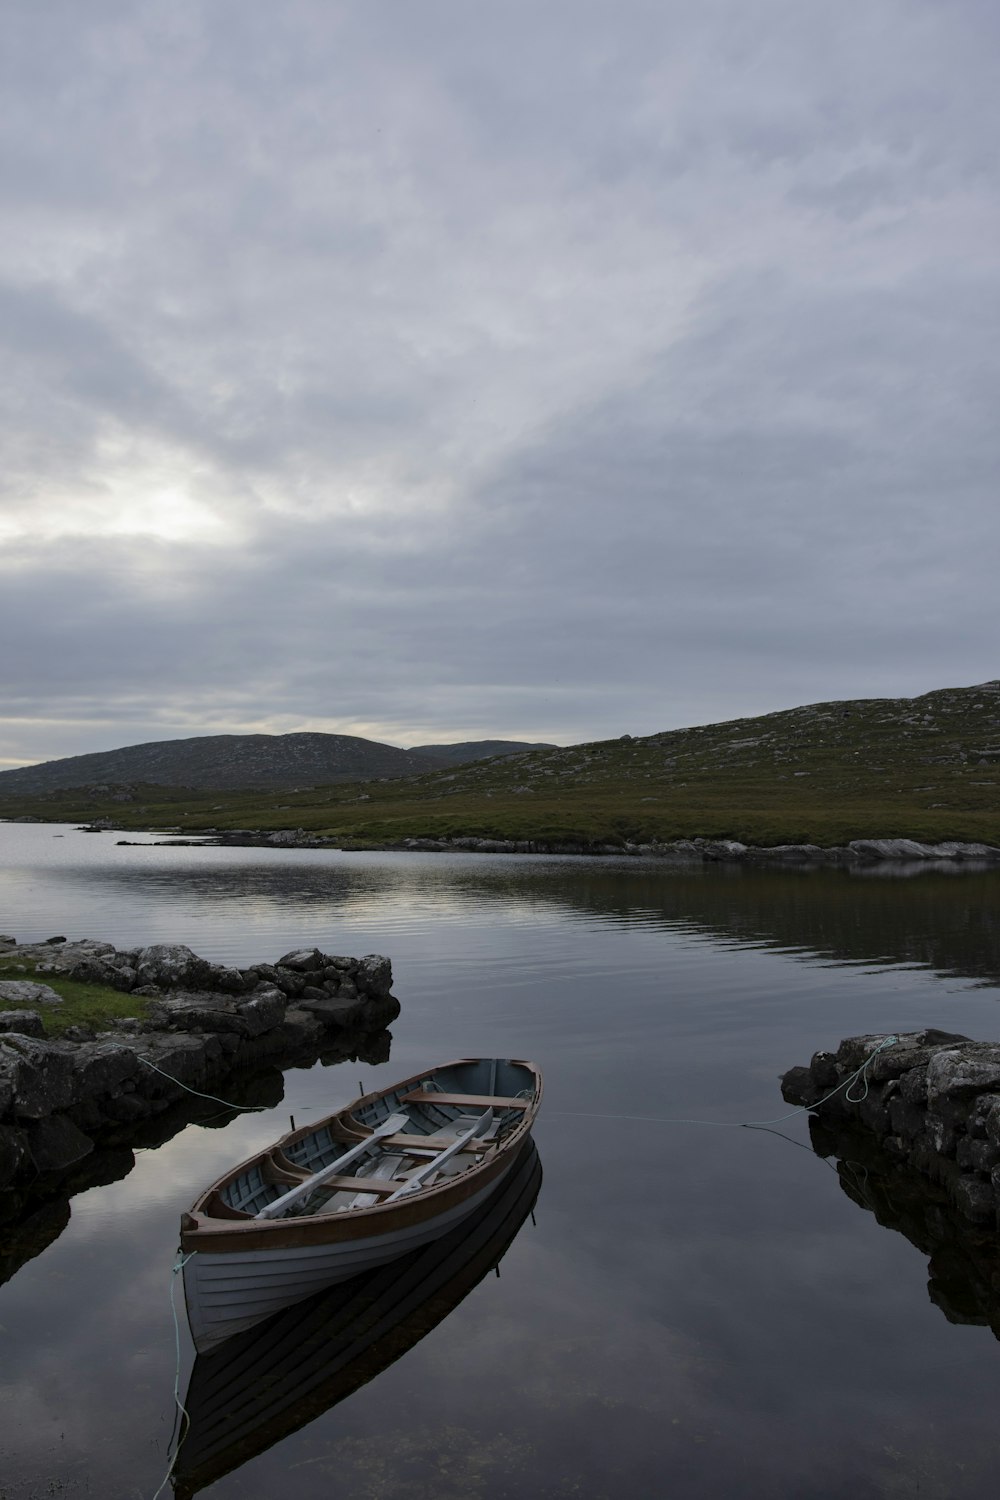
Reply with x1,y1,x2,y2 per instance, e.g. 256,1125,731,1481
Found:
2,681,999,848
0,732,445,793
410,740,555,765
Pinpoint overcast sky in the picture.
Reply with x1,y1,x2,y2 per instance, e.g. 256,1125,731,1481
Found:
2,1,998,768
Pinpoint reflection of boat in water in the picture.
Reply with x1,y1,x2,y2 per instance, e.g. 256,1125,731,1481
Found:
171,1136,542,1499
809,1115,1000,1336
181,1057,542,1351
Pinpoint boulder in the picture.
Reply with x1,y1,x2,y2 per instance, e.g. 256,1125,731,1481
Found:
70,1041,141,1101
278,1008,326,1048
133,944,214,991
68,957,136,991
926,1047,1000,1109
234,987,287,1038
254,963,306,997
274,948,326,973
134,1033,223,1096
0,1036,78,1118
0,1010,46,1038
204,963,254,994
0,980,63,1008
156,994,249,1035
357,955,393,998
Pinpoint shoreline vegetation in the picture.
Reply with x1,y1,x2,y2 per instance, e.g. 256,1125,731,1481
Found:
2,681,999,854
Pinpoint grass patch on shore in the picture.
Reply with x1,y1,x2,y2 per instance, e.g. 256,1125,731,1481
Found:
0,956,150,1036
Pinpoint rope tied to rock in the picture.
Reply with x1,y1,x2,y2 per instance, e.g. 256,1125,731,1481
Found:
548,1035,901,1130
109,1043,271,1114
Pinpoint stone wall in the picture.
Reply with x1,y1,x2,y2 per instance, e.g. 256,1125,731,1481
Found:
0,936,400,1189
781,1029,1000,1226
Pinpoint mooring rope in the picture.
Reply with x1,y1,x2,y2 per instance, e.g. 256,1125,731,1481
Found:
149,1250,197,1500
548,1034,900,1131
110,1043,270,1113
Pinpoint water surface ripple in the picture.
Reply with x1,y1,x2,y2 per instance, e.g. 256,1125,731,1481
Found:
2,823,1000,1498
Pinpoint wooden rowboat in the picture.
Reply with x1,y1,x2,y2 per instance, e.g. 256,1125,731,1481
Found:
181,1056,542,1351
172,1137,542,1497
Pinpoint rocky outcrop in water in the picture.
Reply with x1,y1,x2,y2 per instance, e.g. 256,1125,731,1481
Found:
781,1029,1000,1227
0,936,399,1190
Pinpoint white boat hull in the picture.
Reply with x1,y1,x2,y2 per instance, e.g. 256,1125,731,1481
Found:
183,1148,520,1351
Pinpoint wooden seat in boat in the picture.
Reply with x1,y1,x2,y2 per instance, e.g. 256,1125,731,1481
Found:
402,1091,530,1110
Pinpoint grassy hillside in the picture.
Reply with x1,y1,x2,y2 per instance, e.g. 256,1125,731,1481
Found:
0,731,447,793
3,681,999,848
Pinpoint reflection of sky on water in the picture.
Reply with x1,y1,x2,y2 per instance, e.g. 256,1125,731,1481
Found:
3,825,1000,1494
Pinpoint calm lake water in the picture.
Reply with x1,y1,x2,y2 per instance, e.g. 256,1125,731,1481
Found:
3,823,1000,1499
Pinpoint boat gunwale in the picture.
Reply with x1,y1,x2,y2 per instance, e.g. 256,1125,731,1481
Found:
181,1058,542,1253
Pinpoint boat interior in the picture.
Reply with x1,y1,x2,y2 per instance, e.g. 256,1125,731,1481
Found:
214,1059,537,1222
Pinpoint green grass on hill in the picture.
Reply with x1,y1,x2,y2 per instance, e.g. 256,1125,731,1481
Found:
2,681,999,849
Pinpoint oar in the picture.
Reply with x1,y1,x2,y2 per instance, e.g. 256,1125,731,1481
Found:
256,1112,410,1219
384,1110,494,1201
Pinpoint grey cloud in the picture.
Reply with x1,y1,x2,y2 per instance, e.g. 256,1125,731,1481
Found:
1,0,998,762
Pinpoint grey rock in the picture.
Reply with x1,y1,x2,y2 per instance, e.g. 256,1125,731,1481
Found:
0,1010,46,1038
357,955,393,998
61,1025,96,1043
204,963,253,994
279,1008,326,1048
780,1065,824,1107
0,979,63,1008
157,994,248,1035
71,1041,141,1101
0,1036,78,1118
701,840,748,860
926,1047,1000,1108
134,943,214,991
234,988,286,1038
68,957,136,991
274,948,326,972
135,1033,222,1094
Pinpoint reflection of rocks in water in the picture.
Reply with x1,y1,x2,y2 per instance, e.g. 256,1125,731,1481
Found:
809,1115,1000,1337
0,1197,70,1286
0,1026,392,1291
171,1138,543,1500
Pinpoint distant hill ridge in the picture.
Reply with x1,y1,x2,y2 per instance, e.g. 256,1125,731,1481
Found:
0,732,554,794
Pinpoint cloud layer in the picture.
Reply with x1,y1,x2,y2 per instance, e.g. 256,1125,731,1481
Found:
2,1,998,765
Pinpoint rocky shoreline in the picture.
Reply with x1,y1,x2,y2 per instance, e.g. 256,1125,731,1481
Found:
0,935,400,1191
782,1029,1000,1227
106,827,1000,864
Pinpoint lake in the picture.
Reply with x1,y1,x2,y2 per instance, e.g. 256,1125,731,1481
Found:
3,823,1000,1499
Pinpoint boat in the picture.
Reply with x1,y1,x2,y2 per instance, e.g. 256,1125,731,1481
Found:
172,1137,542,1497
180,1056,542,1351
